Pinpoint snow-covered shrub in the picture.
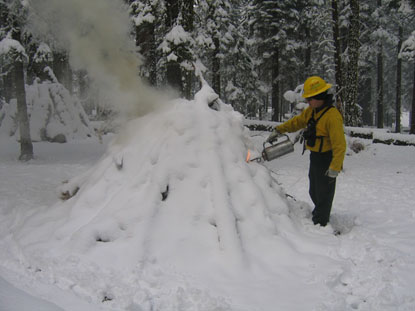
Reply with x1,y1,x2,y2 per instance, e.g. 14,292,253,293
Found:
0,99,18,137
0,80,95,142
349,140,365,154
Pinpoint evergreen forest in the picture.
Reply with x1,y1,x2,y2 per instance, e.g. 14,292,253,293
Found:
1,0,415,160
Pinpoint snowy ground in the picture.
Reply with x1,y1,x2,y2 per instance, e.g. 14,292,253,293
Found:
0,138,109,311
1,123,415,310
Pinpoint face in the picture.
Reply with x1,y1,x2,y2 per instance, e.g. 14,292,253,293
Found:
306,97,324,109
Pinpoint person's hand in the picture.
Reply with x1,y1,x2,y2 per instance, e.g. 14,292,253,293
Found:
326,168,339,178
267,128,281,143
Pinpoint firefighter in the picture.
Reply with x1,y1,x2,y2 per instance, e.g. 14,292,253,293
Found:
267,76,346,227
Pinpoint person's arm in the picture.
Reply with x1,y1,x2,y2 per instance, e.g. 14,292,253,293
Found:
327,111,346,172
276,108,309,134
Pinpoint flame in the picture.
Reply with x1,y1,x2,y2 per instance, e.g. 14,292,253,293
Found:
246,149,251,163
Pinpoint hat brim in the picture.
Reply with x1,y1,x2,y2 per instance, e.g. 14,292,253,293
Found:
302,83,332,98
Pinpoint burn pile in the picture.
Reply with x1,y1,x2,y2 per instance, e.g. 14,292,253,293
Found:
16,85,301,309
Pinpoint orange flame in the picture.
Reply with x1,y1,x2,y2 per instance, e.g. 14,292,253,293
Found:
246,149,251,163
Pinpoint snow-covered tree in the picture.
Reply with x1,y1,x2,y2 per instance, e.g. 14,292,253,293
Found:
159,0,195,98
202,0,228,96
2,0,415,132
344,0,362,126
0,38,33,160
30,42,53,82
0,0,33,160
192,0,261,116
249,1,297,121
130,0,161,86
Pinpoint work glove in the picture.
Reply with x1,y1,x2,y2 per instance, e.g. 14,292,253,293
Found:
266,128,281,143
325,168,339,178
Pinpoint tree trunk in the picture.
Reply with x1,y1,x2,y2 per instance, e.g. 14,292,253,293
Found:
344,0,360,126
166,0,179,28
212,36,221,96
304,26,311,79
181,0,194,99
360,78,373,126
411,61,415,134
78,70,88,101
376,0,384,128
165,0,182,95
77,70,93,114
376,48,384,128
136,16,157,86
13,60,33,161
2,69,13,103
53,52,72,92
395,26,403,133
331,0,344,113
271,47,280,122
7,24,33,160
166,60,183,94
0,1,10,102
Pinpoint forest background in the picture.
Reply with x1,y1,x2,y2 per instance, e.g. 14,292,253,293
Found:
1,0,415,161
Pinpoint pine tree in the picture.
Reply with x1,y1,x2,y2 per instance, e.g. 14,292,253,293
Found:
358,1,378,126
161,0,195,98
203,0,227,96
165,0,182,93
29,42,54,82
0,0,33,161
249,0,299,121
194,0,260,115
129,0,160,86
388,0,414,132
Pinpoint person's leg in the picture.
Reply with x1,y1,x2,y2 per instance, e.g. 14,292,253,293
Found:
309,152,336,226
311,173,336,226
308,163,317,207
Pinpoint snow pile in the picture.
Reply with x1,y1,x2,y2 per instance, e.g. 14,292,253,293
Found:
7,88,324,310
0,81,94,142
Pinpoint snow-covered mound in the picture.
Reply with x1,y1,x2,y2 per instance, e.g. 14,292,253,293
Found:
0,80,94,142
11,87,325,309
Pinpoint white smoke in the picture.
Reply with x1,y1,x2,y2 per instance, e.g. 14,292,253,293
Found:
28,0,159,117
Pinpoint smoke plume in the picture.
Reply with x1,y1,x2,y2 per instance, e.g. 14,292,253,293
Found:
28,0,159,117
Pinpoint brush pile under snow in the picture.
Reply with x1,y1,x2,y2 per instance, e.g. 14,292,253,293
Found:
0,81,94,142
11,86,311,309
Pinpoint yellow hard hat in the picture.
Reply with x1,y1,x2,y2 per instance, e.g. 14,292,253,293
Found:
302,76,332,98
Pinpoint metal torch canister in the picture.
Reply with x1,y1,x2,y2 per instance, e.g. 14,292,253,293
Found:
262,134,294,161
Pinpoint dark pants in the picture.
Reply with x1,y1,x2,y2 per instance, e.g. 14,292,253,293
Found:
309,151,336,226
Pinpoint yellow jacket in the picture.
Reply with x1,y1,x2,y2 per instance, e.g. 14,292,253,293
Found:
276,106,346,171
